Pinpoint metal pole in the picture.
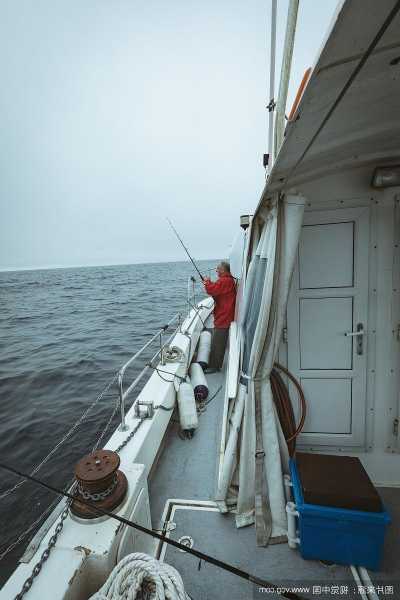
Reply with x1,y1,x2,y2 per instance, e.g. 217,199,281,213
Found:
274,0,299,161
115,312,182,432
187,276,191,310
120,313,180,376
118,372,128,432
267,0,277,173
192,277,196,305
159,331,164,365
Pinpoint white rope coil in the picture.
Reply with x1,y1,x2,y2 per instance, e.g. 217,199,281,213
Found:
162,346,185,364
90,553,190,600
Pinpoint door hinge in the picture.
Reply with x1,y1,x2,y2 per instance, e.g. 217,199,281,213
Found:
393,418,399,437
283,327,288,343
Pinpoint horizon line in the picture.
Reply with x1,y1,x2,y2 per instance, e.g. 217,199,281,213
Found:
0,257,221,274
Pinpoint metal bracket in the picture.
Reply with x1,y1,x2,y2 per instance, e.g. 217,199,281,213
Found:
266,98,276,112
134,400,154,419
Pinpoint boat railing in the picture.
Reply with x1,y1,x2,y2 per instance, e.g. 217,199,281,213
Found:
187,270,213,308
117,312,182,431
187,275,197,307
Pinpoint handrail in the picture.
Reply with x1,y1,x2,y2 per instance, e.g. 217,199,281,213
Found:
117,312,182,431
187,271,212,309
187,275,196,308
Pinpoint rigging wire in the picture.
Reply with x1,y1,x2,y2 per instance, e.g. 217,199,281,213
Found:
0,290,205,567
0,371,119,501
92,401,120,452
0,397,120,561
0,497,60,562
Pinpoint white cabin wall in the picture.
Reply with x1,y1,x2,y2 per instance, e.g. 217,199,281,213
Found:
281,164,400,485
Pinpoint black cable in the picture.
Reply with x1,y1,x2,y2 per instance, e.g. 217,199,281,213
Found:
0,462,305,600
154,404,175,412
198,385,222,410
146,363,187,384
285,0,400,186
153,368,176,384
187,300,206,327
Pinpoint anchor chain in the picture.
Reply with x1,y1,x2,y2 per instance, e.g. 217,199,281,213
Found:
9,310,190,596
77,475,118,502
13,407,146,599
14,501,71,600
114,419,144,454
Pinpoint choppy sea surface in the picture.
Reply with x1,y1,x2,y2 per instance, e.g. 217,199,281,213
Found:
0,260,215,586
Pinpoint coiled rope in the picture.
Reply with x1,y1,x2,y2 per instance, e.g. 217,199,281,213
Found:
89,553,190,600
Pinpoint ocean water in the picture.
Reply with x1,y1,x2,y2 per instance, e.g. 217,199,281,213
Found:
0,260,215,586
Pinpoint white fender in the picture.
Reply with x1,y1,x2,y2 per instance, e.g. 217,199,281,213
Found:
177,380,198,431
189,362,209,400
197,330,212,368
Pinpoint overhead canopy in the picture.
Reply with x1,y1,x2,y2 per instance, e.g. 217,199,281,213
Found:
217,0,400,546
260,0,400,201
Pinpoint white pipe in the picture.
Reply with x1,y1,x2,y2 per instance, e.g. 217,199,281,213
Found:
358,567,379,600
350,566,369,600
283,474,292,505
215,385,246,503
267,0,277,173
274,0,299,161
285,501,300,549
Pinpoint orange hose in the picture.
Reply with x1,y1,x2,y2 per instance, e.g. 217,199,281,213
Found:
288,67,312,121
273,362,306,446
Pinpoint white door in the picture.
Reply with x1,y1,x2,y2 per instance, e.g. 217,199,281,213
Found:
287,206,370,448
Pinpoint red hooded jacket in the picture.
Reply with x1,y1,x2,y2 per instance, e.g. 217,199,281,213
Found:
204,273,236,328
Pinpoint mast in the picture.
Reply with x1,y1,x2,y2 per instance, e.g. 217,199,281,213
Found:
274,0,299,162
267,0,277,174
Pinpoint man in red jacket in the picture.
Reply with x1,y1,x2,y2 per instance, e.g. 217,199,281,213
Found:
203,261,236,372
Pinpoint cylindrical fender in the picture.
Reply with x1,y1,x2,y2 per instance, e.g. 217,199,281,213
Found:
197,330,212,369
177,380,198,432
189,362,209,400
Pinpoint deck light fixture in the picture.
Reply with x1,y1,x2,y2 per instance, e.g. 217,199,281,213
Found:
372,165,400,188
240,215,251,230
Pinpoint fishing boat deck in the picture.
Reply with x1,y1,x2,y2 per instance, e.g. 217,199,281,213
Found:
148,370,400,599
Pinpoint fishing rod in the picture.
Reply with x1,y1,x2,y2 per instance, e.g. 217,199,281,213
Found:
0,462,304,600
166,218,204,281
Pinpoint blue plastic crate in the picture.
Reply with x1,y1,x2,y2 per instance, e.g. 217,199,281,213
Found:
289,459,391,570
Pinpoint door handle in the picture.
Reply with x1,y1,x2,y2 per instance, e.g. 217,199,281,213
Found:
344,329,365,337
344,323,365,355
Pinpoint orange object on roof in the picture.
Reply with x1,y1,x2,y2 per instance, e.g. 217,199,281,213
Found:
288,67,312,121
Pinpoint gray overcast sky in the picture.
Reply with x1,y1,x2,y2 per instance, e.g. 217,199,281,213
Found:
0,0,338,270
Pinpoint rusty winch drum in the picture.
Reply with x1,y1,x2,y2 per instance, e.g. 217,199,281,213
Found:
71,449,128,519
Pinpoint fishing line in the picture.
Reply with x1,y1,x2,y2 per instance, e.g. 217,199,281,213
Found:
0,463,305,600
166,218,204,281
